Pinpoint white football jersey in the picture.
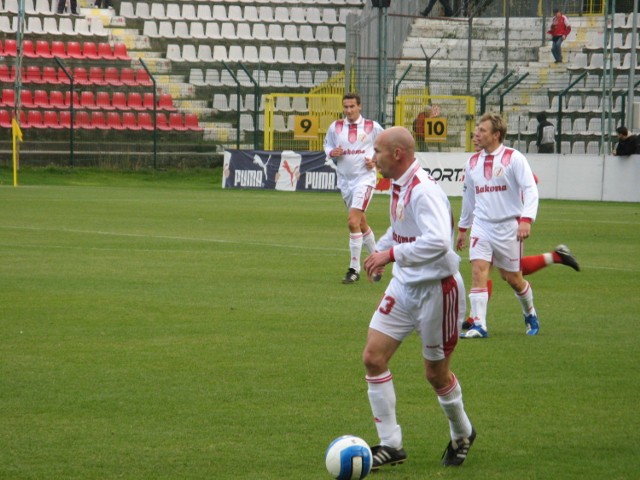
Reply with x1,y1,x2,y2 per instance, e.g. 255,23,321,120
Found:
459,145,539,229
376,161,461,285
323,115,383,188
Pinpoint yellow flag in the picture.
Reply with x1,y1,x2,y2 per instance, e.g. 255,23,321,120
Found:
11,117,23,142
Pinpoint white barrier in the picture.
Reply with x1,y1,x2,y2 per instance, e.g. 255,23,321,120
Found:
413,152,640,202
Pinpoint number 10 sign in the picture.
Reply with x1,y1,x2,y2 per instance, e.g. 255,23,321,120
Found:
423,117,448,142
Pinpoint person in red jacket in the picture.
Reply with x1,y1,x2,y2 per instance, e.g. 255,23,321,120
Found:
548,8,572,63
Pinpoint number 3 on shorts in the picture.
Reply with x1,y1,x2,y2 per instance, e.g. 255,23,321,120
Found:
378,295,396,315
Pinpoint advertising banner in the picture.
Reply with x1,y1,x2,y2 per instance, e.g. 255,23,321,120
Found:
222,150,339,192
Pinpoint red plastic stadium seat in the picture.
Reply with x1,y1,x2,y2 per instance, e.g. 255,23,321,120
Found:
122,111,141,130
41,66,60,84
168,112,187,131
23,39,37,58
89,66,107,86
73,66,90,85
0,65,12,82
66,41,84,59
120,68,137,86
33,89,49,108
156,112,172,131
64,91,80,109
35,40,53,59
143,93,155,110
0,109,11,128
82,42,101,60
96,91,114,110
18,110,30,129
27,110,45,129
184,113,203,131
111,91,129,110
106,111,126,130
113,43,130,60
21,90,35,108
98,42,116,60
1,89,15,107
24,65,41,84
136,68,152,86
59,110,71,128
157,93,176,111
127,92,144,111
43,110,64,129
51,40,67,59
74,110,93,129
3,39,17,57
137,112,154,131
0,39,3,57
57,67,71,85
49,90,66,109
91,111,108,130
80,91,97,110
104,67,122,86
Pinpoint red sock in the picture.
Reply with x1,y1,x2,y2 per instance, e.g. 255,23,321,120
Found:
521,255,547,275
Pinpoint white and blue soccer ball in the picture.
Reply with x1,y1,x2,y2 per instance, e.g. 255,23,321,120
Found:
325,435,372,480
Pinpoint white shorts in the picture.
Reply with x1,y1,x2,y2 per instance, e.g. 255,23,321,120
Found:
369,272,466,361
469,218,523,272
340,180,374,212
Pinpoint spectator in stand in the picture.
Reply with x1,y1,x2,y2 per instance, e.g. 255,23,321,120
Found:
535,113,555,154
56,0,80,15
612,126,640,156
421,0,454,17
94,0,112,8
548,8,572,63
412,106,432,152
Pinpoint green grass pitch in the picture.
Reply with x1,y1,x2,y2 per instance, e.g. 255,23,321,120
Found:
0,168,638,479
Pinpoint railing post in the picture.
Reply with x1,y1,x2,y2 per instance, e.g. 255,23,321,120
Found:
54,57,74,167
139,59,157,169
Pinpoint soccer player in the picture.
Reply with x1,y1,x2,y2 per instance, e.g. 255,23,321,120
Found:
460,126,581,331
456,113,539,338
324,93,384,284
362,126,475,469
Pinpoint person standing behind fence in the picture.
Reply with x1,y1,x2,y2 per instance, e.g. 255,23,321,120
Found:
612,126,640,156
535,113,555,154
421,0,454,17
324,92,385,284
548,8,572,64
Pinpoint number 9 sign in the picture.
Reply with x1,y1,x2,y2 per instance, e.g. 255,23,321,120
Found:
293,115,318,139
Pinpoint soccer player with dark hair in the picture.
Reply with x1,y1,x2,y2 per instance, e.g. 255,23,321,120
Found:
324,93,384,284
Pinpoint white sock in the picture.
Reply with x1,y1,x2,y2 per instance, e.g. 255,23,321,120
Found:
349,232,363,272
366,371,402,448
469,288,489,330
436,374,473,440
362,228,376,255
515,281,536,316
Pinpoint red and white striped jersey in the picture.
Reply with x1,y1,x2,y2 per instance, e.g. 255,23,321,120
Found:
376,161,461,285
323,115,383,186
458,144,539,229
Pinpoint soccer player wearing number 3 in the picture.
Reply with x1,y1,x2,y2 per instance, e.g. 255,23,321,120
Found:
362,127,475,469
324,93,384,284
456,113,540,338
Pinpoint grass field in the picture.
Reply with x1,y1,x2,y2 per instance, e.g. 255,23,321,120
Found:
1,168,638,479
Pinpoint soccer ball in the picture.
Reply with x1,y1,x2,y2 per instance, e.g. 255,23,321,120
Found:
325,435,372,480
